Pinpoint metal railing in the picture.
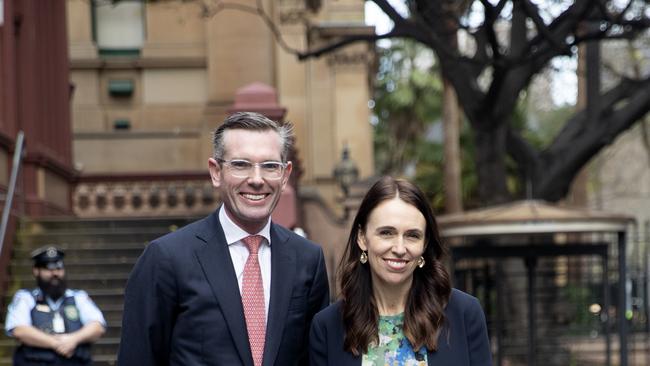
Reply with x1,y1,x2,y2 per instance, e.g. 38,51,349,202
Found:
0,131,24,255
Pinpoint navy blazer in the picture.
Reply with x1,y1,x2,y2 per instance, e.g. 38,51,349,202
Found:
118,210,330,366
310,289,492,366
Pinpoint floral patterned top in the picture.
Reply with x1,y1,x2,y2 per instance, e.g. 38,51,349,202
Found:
362,313,428,366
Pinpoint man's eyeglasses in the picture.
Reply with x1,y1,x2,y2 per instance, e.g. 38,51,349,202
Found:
218,159,287,180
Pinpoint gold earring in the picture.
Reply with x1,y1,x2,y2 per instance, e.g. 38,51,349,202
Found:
360,251,368,264
417,256,425,268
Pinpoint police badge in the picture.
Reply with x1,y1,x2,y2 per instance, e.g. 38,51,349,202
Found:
64,305,79,321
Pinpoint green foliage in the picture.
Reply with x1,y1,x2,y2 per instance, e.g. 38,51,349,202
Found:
372,39,482,211
505,91,575,198
525,106,574,148
373,39,442,175
372,41,575,210
559,284,601,335
412,141,445,210
412,120,481,211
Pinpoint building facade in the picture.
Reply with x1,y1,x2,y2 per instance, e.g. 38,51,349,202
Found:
67,0,375,220
1,0,75,217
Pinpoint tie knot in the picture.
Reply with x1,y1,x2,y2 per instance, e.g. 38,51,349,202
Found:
242,235,264,254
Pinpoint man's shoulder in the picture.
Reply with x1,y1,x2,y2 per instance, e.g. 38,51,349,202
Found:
152,215,215,245
13,289,40,300
314,301,343,322
13,289,33,296
446,288,483,317
139,214,222,265
272,223,321,251
67,289,91,299
7,290,36,309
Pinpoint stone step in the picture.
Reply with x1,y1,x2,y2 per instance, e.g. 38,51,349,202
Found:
0,356,118,366
10,245,147,262
0,217,199,366
0,321,123,339
16,231,171,247
9,259,138,277
9,258,137,271
12,241,150,252
0,337,121,366
5,273,131,291
20,217,196,233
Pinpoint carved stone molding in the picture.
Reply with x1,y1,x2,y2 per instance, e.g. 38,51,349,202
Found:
73,178,219,218
326,51,372,67
279,9,308,25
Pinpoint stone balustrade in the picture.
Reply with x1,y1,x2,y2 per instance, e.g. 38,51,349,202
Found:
73,173,219,217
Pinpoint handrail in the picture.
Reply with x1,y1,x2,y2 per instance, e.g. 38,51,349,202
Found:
0,130,25,255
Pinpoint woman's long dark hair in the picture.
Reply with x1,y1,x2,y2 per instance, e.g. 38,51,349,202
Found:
339,176,451,355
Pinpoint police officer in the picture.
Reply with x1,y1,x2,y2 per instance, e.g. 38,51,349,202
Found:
4,246,106,365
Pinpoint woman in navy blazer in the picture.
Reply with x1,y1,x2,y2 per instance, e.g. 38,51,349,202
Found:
310,177,492,366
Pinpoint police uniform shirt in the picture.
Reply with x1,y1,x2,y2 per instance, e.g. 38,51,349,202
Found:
4,288,106,336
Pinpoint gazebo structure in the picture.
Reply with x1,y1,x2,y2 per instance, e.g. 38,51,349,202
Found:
438,200,636,366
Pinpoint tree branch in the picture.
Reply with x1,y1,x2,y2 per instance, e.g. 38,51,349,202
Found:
297,30,402,60
494,0,508,15
595,0,635,24
507,128,538,164
483,1,596,122
549,76,650,150
521,0,592,61
536,76,650,200
200,0,305,58
370,0,407,24
572,17,650,44
478,0,504,61
521,0,572,56
506,127,540,191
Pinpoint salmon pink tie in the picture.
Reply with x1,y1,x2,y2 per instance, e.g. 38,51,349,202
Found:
242,235,266,366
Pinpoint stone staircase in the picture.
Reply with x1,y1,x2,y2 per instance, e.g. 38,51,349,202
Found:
0,216,198,366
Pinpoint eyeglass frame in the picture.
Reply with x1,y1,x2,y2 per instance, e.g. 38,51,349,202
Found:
216,158,289,180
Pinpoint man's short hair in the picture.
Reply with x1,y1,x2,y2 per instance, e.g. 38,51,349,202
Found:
212,112,294,162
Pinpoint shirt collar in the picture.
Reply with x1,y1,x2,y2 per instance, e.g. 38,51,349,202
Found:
219,205,271,246
37,289,73,310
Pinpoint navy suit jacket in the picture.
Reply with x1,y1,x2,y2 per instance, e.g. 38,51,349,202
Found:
309,289,492,366
118,210,330,366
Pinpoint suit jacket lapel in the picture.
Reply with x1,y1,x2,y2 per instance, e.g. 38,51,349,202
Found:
194,212,253,366
263,224,296,366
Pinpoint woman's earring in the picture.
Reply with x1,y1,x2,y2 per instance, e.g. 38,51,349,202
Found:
360,251,368,264
417,256,425,268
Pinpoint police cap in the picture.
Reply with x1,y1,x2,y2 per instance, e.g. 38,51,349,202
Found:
31,246,65,270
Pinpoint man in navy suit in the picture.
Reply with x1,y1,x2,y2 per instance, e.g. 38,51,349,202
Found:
118,112,330,366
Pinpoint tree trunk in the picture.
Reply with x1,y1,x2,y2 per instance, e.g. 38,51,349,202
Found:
474,123,510,204
567,44,591,207
443,78,463,213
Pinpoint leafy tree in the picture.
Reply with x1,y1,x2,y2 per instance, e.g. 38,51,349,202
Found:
372,39,487,211
296,0,650,205
136,0,650,206
372,40,442,175
411,120,482,211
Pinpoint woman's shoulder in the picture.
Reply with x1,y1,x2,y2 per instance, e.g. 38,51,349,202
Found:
447,288,483,314
314,300,344,322
311,301,346,336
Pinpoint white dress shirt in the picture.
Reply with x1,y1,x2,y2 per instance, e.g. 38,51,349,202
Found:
219,205,272,321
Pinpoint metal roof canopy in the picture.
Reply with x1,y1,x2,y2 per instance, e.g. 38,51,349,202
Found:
438,199,634,237
437,200,635,366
